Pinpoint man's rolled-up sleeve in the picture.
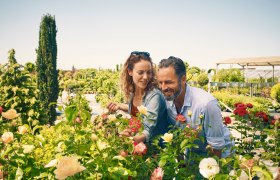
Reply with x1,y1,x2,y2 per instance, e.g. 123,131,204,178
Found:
203,100,225,150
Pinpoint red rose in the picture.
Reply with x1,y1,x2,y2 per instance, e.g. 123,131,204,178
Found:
129,117,142,133
176,114,186,123
237,103,247,110
255,112,269,122
237,109,248,117
223,116,232,125
246,103,253,108
0,106,3,114
234,102,242,108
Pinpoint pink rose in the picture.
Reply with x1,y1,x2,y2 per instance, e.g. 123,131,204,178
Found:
176,114,186,123
150,167,164,180
133,142,147,156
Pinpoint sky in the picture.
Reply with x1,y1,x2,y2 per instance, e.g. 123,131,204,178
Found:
0,0,280,70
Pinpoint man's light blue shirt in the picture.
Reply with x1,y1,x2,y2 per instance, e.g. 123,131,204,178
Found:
166,84,234,158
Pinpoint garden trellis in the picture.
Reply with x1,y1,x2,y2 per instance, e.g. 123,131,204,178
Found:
216,56,280,83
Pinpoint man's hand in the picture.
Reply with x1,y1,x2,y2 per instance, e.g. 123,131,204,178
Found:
119,129,132,137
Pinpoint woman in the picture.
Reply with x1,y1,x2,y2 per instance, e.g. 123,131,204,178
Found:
107,51,169,143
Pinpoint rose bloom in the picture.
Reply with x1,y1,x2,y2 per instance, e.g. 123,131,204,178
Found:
18,126,28,134
2,109,18,120
240,159,254,170
150,167,164,180
133,142,147,156
91,133,98,141
199,158,220,179
108,114,117,121
223,116,232,126
234,102,242,108
187,110,192,117
1,132,14,144
176,114,186,122
161,133,173,143
0,106,3,114
54,156,86,180
243,137,253,143
246,103,253,108
137,105,148,116
101,113,108,120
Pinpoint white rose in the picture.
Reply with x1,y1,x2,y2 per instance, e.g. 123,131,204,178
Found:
22,144,35,153
199,158,220,179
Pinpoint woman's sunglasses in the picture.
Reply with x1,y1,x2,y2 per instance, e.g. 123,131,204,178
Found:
131,51,150,57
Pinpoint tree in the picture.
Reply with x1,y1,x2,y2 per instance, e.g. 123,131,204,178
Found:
36,14,58,124
8,49,17,65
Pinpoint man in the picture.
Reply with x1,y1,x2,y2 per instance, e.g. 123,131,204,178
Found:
157,56,234,158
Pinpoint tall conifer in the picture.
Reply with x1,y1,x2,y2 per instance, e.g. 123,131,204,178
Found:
36,14,58,124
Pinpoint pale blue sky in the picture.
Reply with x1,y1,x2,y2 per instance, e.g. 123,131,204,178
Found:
0,0,279,70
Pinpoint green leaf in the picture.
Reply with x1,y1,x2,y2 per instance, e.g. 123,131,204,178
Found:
34,172,49,179
252,166,273,180
180,139,188,149
159,159,167,167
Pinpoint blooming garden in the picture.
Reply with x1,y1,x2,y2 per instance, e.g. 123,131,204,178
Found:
0,48,279,180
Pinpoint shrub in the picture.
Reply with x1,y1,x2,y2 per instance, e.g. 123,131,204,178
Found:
270,83,280,103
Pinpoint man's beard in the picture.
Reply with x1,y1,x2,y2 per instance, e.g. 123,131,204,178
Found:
163,81,182,101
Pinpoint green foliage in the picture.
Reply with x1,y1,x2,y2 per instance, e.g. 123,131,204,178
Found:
0,50,41,128
214,68,244,82
93,70,123,107
36,14,59,124
270,83,280,103
196,72,209,87
213,91,271,112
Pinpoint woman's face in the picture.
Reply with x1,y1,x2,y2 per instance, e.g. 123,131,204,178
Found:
128,59,153,91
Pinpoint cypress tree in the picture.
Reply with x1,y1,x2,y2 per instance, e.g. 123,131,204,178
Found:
36,14,58,124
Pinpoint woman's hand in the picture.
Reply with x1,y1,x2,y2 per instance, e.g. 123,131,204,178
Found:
133,134,146,143
107,102,119,113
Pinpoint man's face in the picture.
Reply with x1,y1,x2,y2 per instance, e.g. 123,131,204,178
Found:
158,66,183,101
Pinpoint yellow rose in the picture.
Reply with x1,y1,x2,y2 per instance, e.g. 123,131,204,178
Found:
22,144,35,153
1,132,14,144
18,126,28,134
108,114,117,121
91,133,98,141
2,109,18,120
161,133,173,143
137,105,147,116
187,110,192,117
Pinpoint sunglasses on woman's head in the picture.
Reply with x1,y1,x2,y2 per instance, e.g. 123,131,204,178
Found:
131,51,150,57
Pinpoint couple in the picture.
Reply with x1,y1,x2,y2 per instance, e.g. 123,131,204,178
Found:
107,51,233,158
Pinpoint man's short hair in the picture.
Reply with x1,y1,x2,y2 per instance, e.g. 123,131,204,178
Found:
158,56,186,79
